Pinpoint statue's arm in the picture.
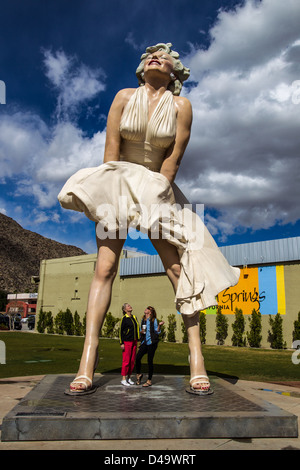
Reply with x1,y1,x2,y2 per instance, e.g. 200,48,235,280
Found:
160,97,192,183
103,89,133,163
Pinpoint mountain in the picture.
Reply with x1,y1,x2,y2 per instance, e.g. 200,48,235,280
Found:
0,212,86,293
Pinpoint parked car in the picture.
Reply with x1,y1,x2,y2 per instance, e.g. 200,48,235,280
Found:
13,314,22,330
27,315,36,330
0,314,10,330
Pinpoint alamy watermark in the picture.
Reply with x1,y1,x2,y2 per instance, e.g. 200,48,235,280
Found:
95,199,204,242
0,80,6,104
0,340,6,364
292,340,300,365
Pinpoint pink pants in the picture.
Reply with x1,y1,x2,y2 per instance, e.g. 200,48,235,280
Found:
121,340,137,377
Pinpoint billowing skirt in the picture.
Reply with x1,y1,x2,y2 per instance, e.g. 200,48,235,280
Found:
58,161,240,315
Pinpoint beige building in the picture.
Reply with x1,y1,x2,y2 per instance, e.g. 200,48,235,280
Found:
36,237,300,348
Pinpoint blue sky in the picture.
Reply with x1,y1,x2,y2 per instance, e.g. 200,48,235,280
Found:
0,0,300,255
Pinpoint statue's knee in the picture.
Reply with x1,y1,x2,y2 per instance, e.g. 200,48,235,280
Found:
172,263,181,279
95,261,117,282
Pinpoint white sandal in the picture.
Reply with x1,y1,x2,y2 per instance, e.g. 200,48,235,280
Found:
65,352,99,396
188,375,213,396
65,375,96,396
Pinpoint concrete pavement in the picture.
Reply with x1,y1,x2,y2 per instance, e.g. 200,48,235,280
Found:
0,375,299,450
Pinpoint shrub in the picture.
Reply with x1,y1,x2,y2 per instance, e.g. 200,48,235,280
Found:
268,313,286,349
102,312,120,338
231,308,246,347
74,310,83,336
37,309,47,333
199,311,206,344
158,319,166,342
38,309,85,336
215,307,228,345
247,309,262,348
45,311,54,334
54,311,65,335
82,312,87,336
54,309,73,335
167,314,177,342
37,309,54,334
181,321,188,343
292,311,300,342
64,308,74,335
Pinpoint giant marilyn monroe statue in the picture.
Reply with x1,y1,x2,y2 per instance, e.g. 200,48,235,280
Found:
58,43,240,396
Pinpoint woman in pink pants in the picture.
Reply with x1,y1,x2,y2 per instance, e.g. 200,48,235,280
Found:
119,303,140,386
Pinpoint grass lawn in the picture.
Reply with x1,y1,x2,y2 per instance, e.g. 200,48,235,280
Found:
0,331,299,382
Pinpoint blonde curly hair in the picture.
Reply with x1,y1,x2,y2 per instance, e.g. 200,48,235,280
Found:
136,42,190,96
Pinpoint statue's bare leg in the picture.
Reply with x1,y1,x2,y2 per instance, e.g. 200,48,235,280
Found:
70,235,125,391
151,238,210,391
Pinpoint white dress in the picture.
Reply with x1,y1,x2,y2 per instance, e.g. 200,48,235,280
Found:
58,86,240,315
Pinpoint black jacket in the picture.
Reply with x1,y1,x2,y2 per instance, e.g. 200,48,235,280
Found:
119,314,140,344
140,318,159,345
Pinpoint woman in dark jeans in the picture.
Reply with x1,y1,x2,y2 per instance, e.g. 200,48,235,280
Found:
135,306,164,387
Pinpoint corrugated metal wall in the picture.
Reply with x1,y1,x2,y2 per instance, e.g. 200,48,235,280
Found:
120,237,300,276
221,237,300,266
120,254,164,276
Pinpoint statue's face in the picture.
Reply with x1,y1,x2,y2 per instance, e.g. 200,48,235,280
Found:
143,50,174,77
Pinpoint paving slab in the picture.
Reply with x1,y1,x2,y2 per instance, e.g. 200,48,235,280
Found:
1,374,298,441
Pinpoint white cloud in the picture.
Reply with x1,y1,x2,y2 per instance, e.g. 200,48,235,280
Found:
35,122,106,183
43,49,106,119
180,0,300,240
125,32,148,52
0,49,107,212
125,32,140,51
0,111,48,178
0,115,106,208
187,0,300,74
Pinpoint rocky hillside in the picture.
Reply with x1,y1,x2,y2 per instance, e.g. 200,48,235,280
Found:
0,212,86,293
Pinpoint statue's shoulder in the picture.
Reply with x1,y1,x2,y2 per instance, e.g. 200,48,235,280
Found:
174,95,191,108
174,95,192,117
110,88,137,112
114,88,137,104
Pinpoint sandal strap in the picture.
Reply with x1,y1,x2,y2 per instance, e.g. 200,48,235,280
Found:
143,380,152,387
71,375,92,385
190,375,209,384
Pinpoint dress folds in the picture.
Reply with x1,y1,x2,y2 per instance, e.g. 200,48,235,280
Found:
58,161,240,316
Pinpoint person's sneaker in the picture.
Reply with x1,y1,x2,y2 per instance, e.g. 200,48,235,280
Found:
127,378,135,385
121,379,130,386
